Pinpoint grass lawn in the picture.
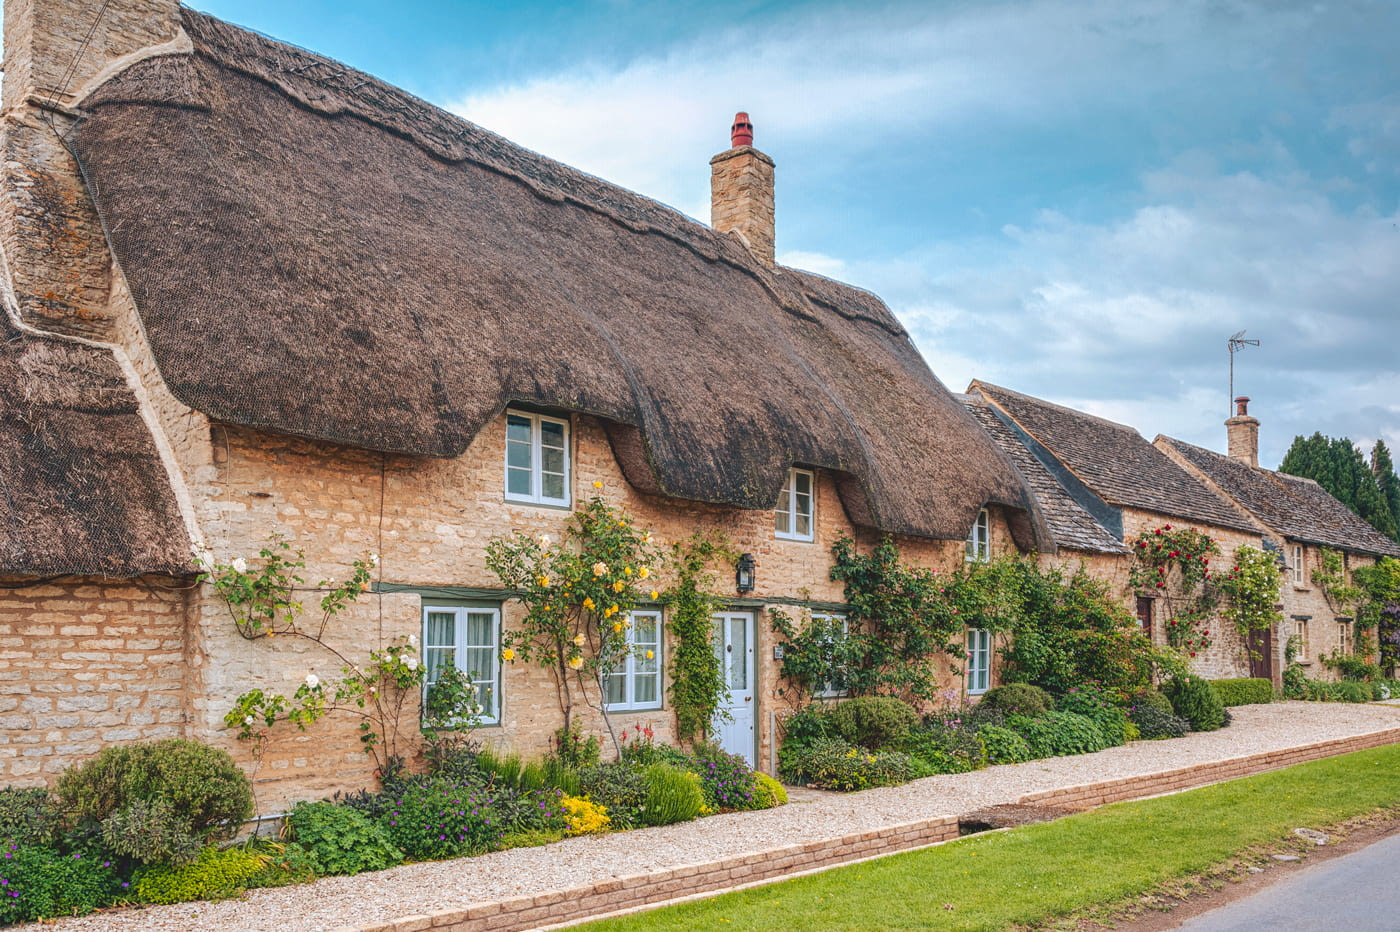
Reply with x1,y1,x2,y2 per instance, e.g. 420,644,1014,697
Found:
579,743,1400,931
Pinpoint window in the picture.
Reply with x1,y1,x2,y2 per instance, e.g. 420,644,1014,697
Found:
603,610,663,711
965,508,990,562
423,606,501,724
1293,617,1310,662
504,410,570,506
966,628,991,695
811,613,849,699
1338,619,1353,655
1135,596,1154,638
1292,544,1304,586
775,468,815,541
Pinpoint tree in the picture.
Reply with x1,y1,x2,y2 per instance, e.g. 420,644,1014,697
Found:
1372,441,1400,542
1280,433,1398,541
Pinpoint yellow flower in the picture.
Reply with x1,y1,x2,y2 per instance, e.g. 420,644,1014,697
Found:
592,561,608,577
501,648,516,662
642,532,652,543
645,650,654,660
536,575,550,587
592,481,603,489
650,590,659,600
568,655,583,670
603,606,616,618
573,633,585,647
583,597,595,611
609,604,619,615
612,579,625,592
624,567,633,576
544,604,552,611
613,621,623,633
638,567,649,579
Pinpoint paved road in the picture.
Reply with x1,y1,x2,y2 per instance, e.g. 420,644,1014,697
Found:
1172,832,1400,931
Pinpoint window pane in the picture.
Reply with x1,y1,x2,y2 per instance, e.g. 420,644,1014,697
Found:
541,445,564,475
795,508,812,538
424,646,453,684
794,471,812,497
540,420,565,448
635,674,658,705
603,672,626,705
507,466,533,496
728,617,747,690
506,415,532,443
463,647,493,680
507,439,532,469
425,611,456,648
464,612,495,647
541,471,565,501
774,486,791,533
633,613,659,646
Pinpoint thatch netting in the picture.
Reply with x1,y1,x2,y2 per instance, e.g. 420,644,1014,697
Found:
70,9,1047,544
0,318,189,575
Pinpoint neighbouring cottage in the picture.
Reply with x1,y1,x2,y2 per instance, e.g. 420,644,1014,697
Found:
0,0,1050,807
1157,397,1400,682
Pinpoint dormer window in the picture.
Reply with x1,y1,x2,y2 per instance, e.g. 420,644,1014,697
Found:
504,410,570,506
775,468,815,541
965,508,990,562
1292,545,1304,586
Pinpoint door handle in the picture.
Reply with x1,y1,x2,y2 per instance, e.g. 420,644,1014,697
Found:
745,697,752,702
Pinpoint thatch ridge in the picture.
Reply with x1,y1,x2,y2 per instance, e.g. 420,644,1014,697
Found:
0,317,190,576
1159,436,1400,558
68,9,1048,543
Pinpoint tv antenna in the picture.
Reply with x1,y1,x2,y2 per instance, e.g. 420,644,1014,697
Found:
1228,330,1260,415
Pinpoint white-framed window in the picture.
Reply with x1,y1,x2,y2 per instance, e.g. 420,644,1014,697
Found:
966,628,991,695
1292,544,1304,586
423,605,501,724
1338,619,1353,655
1293,617,1310,662
504,410,570,506
965,508,991,562
811,612,849,699
775,468,815,541
603,610,663,711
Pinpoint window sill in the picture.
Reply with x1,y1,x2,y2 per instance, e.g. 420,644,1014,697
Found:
774,533,815,543
504,496,573,511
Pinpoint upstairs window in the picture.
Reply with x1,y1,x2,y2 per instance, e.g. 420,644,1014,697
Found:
775,468,815,541
1292,544,1304,586
505,410,570,506
965,508,990,562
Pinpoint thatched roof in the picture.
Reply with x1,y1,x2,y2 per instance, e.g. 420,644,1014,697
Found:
962,396,1127,554
0,316,189,576
1158,437,1400,558
970,382,1260,534
69,9,1050,545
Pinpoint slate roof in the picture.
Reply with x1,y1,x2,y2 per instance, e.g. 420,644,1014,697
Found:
1158,437,1400,558
0,315,189,576
970,381,1260,535
65,9,1051,547
962,397,1127,554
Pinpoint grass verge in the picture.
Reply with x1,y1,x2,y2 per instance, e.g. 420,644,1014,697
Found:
579,742,1400,931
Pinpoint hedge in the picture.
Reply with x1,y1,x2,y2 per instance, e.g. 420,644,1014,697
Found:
1208,678,1274,707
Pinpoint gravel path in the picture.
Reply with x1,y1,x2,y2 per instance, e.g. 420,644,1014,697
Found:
24,701,1400,932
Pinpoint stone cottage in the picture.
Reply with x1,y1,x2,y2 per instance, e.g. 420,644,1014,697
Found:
0,0,1050,807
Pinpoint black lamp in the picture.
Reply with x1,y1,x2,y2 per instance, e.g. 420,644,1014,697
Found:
735,553,756,594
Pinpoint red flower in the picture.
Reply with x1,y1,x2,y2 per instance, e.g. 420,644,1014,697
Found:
1169,550,1179,558
1190,651,1197,657
1155,528,1163,536
1203,631,1210,636
1156,581,1166,588
1165,525,1173,531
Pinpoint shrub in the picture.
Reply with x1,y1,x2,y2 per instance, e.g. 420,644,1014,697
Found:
690,742,760,810
494,786,568,835
55,739,254,863
577,762,648,829
778,705,841,777
782,737,912,791
1209,678,1274,706
1163,674,1227,731
498,828,565,849
553,723,601,769
475,747,525,790
826,696,920,749
1130,688,1175,717
1129,702,1190,740
381,778,502,860
285,801,402,875
1008,712,1109,758
640,765,705,826
753,773,788,808
976,683,1053,718
331,786,401,822
1334,680,1372,703
1056,684,1129,747
245,840,320,889
899,717,987,774
561,795,610,835
99,797,201,867
0,788,59,848
0,845,117,923
132,845,266,905
977,724,1033,764
542,757,582,797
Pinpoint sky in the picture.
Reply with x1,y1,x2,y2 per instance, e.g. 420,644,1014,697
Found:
192,0,1400,470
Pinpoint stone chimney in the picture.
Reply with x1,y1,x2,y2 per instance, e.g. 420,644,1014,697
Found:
709,112,775,267
1226,396,1260,468
2,0,182,338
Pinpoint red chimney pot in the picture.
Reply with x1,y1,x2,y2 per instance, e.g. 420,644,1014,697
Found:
1234,396,1250,416
730,112,753,148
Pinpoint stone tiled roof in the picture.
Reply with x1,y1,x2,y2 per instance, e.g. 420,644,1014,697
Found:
970,381,1261,534
1158,437,1400,558
962,398,1128,554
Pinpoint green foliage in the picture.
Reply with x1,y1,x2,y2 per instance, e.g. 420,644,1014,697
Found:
0,846,117,923
498,828,565,849
486,494,661,734
1007,711,1110,757
132,845,266,905
1208,678,1274,706
640,764,705,826
769,608,851,701
98,797,201,867
976,683,1053,718
753,773,788,808
977,724,1033,764
898,716,987,774
55,739,253,864
690,742,760,810
1217,546,1284,640
663,533,735,740
493,787,569,836
1323,653,1383,681
552,722,602,769
1127,695,1191,740
0,788,59,848
1163,675,1227,731
1281,433,1398,541
244,840,321,889
780,737,913,791
825,696,920,749
1374,441,1400,542
381,779,502,860
1354,557,1400,670
1055,684,1128,747
1312,547,1363,614
284,801,402,875
577,762,648,829
1128,525,1219,654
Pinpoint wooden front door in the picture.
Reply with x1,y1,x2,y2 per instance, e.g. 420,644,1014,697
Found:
1248,626,1274,682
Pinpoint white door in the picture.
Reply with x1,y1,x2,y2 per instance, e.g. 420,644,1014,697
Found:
711,611,756,765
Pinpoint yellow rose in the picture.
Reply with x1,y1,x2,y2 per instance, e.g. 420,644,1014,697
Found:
650,590,659,600
609,604,619,615
568,655,583,670
613,621,623,633
592,481,603,489
624,567,633,576
645,650,654,660
612,580,625,592
536,575,550,587
592,561,608,577
573,633,585,647
582,597,595,610
638,567,649,579
501,648,516,661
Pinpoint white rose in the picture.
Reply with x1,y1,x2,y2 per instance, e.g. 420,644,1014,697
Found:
305,674,319,689
404,656,418,670
369,552,380,567
244,715,254,725
408,633,418,647
538,533,551,547
231,557,248,573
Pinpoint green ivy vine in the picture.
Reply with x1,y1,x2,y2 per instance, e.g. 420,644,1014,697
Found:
1216,545,1284,642
662,532,735,741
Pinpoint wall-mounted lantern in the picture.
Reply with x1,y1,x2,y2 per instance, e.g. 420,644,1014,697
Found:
735,553,756,594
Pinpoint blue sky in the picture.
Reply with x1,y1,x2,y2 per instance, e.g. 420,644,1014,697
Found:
194,0,1400,469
